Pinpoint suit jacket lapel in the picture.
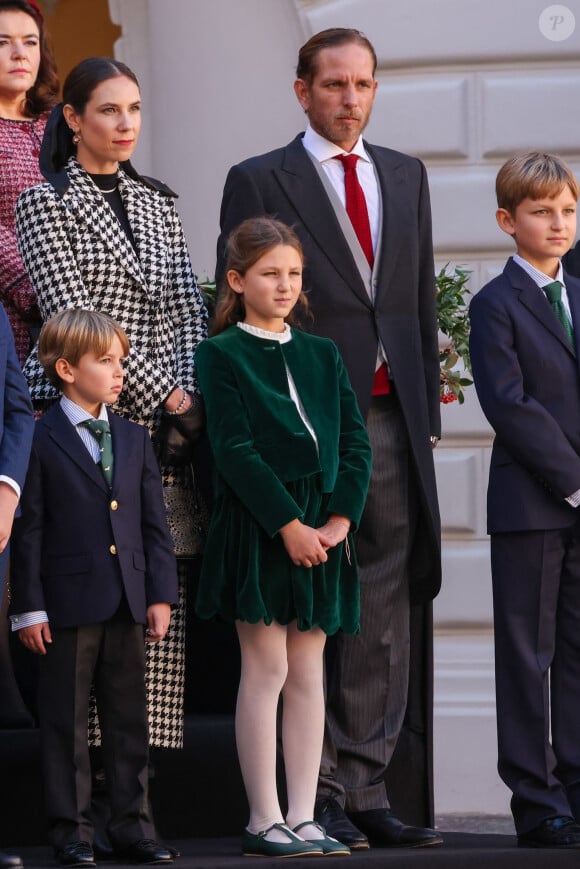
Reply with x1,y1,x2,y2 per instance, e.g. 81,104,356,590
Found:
366,143,409,305
565,272,580,362
45,404,109,494
507,258,577,358
275,136,372,309
107,409,131,495
64,160,146,287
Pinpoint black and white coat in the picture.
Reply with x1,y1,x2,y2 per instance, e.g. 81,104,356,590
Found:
16,157,207,419
15,157,208,749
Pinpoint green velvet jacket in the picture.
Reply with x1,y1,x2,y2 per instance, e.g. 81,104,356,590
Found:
196,326,372,538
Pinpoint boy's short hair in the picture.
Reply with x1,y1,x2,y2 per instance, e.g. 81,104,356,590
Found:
496,151,579,213
38,308,130,388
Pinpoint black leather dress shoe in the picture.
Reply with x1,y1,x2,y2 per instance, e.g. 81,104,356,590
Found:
55,842,96,867
314,798,369,850
0,851,23,869
115,839,173,864
348,809,443,848
518,816,580,848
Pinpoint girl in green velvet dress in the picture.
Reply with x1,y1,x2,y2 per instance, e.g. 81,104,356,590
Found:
195,217,371,859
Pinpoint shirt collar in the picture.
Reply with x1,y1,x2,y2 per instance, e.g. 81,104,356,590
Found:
513,254,565,289
302,124,371,165
60,394,109,426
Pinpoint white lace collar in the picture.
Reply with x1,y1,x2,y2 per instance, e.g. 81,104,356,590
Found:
237,321,292,344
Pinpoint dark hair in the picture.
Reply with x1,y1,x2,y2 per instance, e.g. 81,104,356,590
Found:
62,56,139,114
40,57,140,179
38,308,130,388
496,152,580,213
0,0,59,117
212,217,310,336
296,28,377,85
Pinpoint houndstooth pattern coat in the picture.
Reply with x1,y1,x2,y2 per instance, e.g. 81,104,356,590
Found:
16,157,208,748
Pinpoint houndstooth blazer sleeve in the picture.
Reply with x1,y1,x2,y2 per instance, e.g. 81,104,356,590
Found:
15,160,208,419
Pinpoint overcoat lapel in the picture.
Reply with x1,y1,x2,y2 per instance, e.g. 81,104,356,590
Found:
274,136,371,308
507,259,577,358
63,160,146,288
45,405,109,494
366,143,410,308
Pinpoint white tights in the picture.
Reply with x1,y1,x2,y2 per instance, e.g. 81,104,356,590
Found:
235,619,326,841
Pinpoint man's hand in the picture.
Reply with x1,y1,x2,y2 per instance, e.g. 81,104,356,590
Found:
19,622,52,655
280,518,329,568
0,482,19,553
145,602,171,642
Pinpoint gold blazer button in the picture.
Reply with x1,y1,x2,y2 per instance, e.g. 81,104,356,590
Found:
110,500,119,510
109,544,117,555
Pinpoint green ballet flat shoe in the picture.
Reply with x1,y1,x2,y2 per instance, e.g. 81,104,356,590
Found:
293,821,351,856
242,823,324,858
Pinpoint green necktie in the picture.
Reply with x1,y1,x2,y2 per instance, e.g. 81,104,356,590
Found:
544,280,575,347
81,418,114,487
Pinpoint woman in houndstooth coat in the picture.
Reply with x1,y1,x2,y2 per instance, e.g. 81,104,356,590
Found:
15,57,208,752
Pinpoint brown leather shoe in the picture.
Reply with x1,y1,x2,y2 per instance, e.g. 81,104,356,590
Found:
348,809,443,848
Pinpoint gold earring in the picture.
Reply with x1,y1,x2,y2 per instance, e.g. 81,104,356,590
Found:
72,132,81,145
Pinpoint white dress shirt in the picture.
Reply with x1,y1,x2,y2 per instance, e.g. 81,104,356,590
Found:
302,124,380,255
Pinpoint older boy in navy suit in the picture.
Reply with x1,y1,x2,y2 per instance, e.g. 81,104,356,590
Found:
10,309,178,867
0,303,34,869
470,152,580,848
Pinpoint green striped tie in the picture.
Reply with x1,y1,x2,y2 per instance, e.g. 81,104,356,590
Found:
544,280,575,347
81,419,114,487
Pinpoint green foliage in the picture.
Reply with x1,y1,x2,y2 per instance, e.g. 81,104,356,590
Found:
437,265,473,405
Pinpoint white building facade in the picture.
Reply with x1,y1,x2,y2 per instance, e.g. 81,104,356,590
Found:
108,0,580,815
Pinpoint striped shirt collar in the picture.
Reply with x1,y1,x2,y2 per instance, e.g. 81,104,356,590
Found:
60,394,109,426
513,254,565,290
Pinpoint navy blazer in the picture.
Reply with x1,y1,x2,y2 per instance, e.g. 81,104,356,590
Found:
10,404,178,628
470,257,580,533
0,303,34,594
217,133,441,603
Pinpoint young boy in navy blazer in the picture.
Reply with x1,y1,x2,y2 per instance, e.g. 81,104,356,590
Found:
469,153,580,849
9,309,178,867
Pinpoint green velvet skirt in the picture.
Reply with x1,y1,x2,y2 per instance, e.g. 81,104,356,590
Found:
195,474,360,635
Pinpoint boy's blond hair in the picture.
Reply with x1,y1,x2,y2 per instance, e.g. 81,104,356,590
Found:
496,152,579,214
38,308,130,388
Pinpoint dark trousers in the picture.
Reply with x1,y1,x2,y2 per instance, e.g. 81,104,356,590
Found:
38,601,154,850
319,394,418,811
492,523,580,833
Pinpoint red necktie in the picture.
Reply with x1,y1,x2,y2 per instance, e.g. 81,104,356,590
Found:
335,153,374,267
335,154,389,395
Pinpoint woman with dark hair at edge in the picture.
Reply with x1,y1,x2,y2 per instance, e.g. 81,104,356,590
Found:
0,0,58,364
14,56,208,859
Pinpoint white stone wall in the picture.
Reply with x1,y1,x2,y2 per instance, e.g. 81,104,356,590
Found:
111,0,580,816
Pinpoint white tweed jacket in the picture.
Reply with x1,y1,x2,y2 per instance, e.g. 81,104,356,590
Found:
16,157,207,421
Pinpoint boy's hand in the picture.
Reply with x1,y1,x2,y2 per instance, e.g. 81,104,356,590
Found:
279,518,329,568
145,603,171,642
0,482,19,553
18,622,52,655
317,515,351,550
